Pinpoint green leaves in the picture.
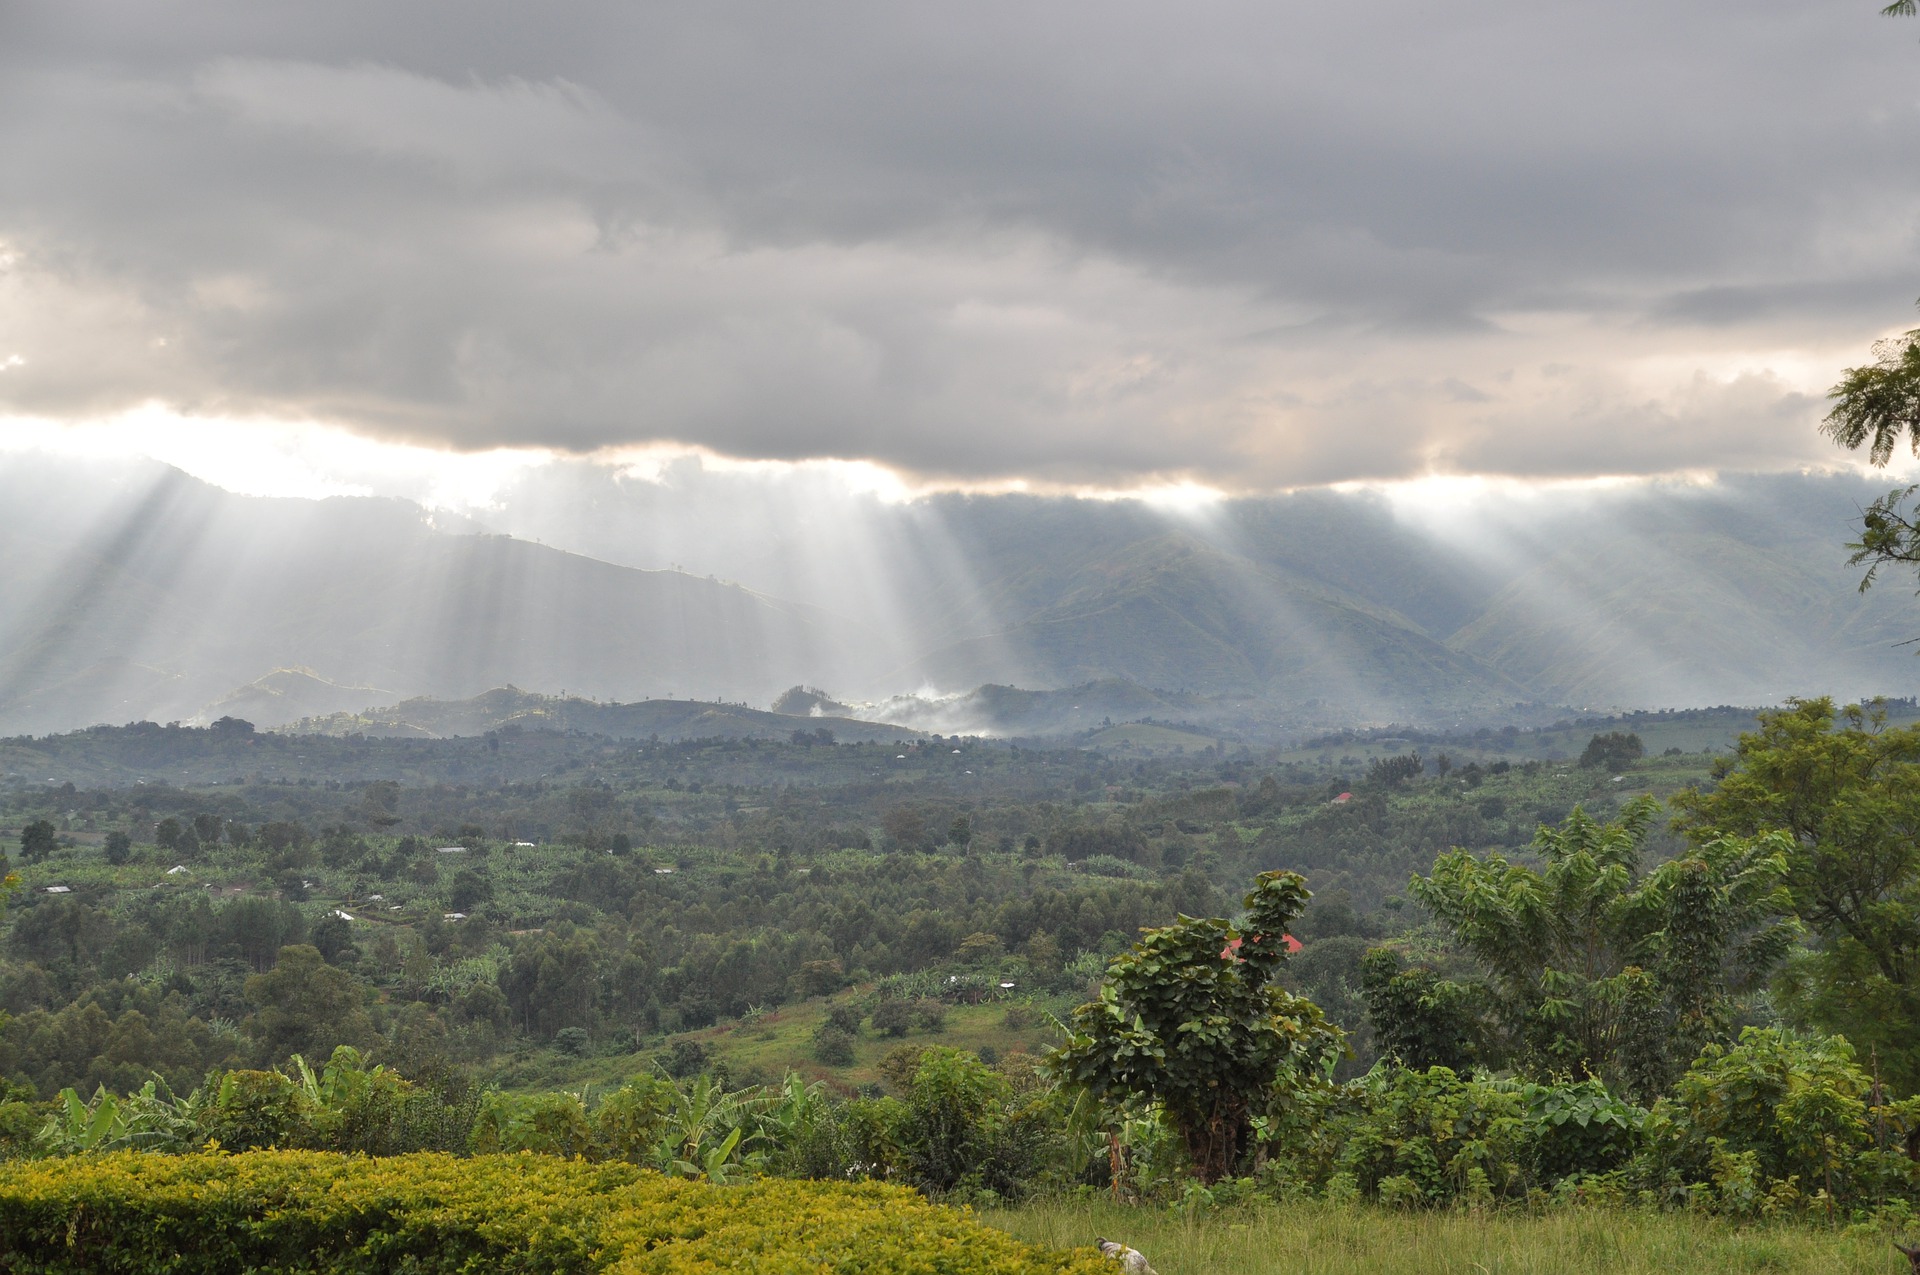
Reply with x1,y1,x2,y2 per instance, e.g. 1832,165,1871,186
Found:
1043,870,1343,1182
1412,800,1794,1097
1675,698,1920,1093
1825,328,1920,466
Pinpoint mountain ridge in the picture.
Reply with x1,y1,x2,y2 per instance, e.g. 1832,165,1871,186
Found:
3,455,1918,735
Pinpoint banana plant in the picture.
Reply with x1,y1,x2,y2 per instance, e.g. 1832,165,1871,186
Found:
673,1124,746,1184
35,1086,127,1154
654,1073,767,1182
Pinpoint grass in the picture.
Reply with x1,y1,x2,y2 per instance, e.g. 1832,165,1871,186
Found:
483,991,1072,1093
986,1199,1908,1275
1085,723,1225,755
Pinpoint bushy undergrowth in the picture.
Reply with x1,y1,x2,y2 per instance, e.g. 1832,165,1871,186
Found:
1248,1029,1920,1220
0,1150,1108,1275
14,1030,1920,1223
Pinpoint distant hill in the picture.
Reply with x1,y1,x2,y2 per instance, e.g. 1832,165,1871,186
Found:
0,458,862,735
896,530,1526,715
3,455,1919,736
287,687,922,743
200,669,398,729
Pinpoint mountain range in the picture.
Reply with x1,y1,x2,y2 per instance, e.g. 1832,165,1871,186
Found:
2,453,1916,738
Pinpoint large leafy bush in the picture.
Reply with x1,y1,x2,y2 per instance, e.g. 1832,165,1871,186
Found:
0,1150,1107,1274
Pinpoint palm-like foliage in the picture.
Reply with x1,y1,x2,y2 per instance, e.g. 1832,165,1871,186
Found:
1823,331,1920,593
1412,799,1797,1097
1825,330,1920,465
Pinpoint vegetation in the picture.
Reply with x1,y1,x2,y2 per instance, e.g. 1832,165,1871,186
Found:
1045,870,1340,1181
1408,798,1798,1097
3,696,1920,1251
0,1150,1105,1274
1673,699,1920,1093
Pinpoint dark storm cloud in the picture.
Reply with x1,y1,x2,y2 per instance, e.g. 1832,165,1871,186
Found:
0,1,1915,486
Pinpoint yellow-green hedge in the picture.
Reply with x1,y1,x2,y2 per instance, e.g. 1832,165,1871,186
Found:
0,1151,1108,1274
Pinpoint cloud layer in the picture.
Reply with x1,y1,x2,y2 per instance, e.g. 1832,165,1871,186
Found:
2,1,1917,488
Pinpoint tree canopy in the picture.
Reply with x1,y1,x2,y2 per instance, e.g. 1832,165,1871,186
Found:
1410,799,1798,1098
1823,330,1920,592
1673,697,1920,1092
1043,870,1343,1182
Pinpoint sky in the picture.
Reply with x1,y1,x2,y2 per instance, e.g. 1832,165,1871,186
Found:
2,0,1918,500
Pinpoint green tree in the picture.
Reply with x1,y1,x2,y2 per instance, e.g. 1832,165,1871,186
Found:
1367,753,1423,786
20,819,56,865
900,1047,1009,1194
103,830,131,865
1822,324,1920,592
1673,698,1920,1093
1413,799,1798,1097
1043,870,1343,1182
871,999,915,1037
244,944,375,1063
1578,731,1645,770
1642,1028,1877,1212
1360,947,1483,1072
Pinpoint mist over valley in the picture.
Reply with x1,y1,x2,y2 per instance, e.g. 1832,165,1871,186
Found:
4,453,1914,741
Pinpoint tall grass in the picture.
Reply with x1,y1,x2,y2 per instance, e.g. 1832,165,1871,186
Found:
986,1199,1907,1275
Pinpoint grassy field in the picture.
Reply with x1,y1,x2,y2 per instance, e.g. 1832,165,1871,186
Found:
486,990,1074,1092
689,996,1063,1088
1085,723,1226,755
988,1199,1909,1275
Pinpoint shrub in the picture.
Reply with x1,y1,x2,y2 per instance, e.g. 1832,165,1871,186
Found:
903,1047,1010,1194
871,999,914,1037
202,1069,307,1150
661,1038,708,1079
470,1089,594,1157
0,1151,1107,1274
1273,1064,1649,1207
812,1024,856,1066
595,1077,676,1163
1637,1027,1915,1214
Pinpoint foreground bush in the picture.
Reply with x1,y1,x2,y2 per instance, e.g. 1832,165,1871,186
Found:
0,1150,1107,1274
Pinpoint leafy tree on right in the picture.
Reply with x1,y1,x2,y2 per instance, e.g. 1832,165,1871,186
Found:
1673,697,1920,1093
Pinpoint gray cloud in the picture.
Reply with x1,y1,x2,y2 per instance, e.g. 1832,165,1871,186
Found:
1,1,1917,487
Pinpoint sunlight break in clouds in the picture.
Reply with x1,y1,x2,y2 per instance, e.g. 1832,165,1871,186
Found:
1,2,1916,491
0,408,552,509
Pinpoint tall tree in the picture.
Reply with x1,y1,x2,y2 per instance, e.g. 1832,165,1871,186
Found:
1673,697,1920,1093
19,820,56,865
1412,799,1798,1098
1043,870,1342,1183
244,944,375,1064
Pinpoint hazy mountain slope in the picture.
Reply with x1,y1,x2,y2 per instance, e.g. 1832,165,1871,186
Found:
0,458,863,734
1450,530,1920,707
7,454,1920,736
200,669,400,729
901,532,1528,715
288,687,921,743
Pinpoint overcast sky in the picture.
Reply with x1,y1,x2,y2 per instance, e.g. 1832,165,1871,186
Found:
2,1,1917,494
